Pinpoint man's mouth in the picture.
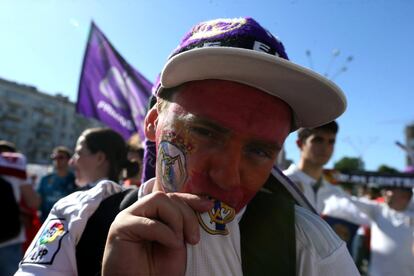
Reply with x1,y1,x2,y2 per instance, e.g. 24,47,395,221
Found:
191,193,236,209
182,171,255,212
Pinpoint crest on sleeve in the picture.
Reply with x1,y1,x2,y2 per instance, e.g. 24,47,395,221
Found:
22,218,68,264
197,200,236,235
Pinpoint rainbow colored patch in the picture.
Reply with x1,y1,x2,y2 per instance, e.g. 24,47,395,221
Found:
39,222,65,245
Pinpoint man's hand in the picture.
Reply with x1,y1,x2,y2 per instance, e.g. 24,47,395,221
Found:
102,191,213,276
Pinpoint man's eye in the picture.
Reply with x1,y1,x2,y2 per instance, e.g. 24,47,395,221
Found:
312,137,324,144
189,127,214,138
246,147,273,159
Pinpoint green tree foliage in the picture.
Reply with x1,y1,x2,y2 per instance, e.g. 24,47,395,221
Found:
334,157,364,172
377,165,399,173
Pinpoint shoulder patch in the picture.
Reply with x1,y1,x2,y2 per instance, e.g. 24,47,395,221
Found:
22,218,68,265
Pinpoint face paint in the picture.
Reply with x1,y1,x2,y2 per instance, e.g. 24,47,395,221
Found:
151,80,292,212
157,131,193,192
175,80,291,146
183,171,255,212
158,141,186,192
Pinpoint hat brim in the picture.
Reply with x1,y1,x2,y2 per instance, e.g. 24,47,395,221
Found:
160,47,346,129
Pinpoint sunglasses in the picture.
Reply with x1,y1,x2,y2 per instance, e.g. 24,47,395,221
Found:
51,155,69,160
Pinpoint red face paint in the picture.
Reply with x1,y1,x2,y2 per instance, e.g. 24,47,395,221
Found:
175,80,291,146
153,80,292,212
182,171,255,212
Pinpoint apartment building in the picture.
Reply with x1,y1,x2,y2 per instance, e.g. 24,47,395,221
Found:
0,78,103,164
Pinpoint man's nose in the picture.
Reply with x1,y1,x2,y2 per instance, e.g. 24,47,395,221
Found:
208,146,242,190
68,156,75,166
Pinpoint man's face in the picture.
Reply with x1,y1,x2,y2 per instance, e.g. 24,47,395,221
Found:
52,151,70,171
69,137,101,186
146,80,292,212
298,130,336,167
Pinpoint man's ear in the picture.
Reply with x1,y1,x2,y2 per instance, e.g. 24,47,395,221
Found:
95,151,106,167
144,106,159,142
296,139,303,149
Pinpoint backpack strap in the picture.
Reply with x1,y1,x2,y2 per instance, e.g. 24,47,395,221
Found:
119,187,139,210
76,188,138,276
240,174,296,276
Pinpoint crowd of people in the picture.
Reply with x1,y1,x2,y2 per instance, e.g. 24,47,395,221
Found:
0,127,144,276
284,120,414,276
0,16,412,276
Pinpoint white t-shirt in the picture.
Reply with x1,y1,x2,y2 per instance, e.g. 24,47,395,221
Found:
283,164,345,214
139,179,360,276
15,180,122,276
329,196,414,276
16,178,359,276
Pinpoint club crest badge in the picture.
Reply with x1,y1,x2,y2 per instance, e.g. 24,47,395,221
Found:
197,200,236,235
158,140,187,192
22,218,68,264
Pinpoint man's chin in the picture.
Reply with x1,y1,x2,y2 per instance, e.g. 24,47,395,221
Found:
75,178,88,187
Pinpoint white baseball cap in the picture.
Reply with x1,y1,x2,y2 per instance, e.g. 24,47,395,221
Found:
155,17,347,131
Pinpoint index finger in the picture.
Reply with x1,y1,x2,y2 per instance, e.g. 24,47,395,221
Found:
126,192,213,216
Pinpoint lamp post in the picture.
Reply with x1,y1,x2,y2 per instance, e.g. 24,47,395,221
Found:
305,49,353,81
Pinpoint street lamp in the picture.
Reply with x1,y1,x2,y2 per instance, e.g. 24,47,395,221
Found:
305,49,353,81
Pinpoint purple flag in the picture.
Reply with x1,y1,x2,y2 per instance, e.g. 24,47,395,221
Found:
76,22,152,141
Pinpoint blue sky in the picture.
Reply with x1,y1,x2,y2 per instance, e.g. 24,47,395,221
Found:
1,0,413,171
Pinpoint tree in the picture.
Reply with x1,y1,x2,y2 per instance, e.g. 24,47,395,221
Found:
334,157,364,172
377,165,398,174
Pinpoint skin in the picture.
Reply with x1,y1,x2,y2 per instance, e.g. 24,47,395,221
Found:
52,151,71,177
69,136,109,187
21,184,41,209
384,189,413,211
102,80,292,275
297,130,336,180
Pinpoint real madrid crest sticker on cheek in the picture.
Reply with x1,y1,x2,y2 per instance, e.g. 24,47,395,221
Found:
22,218,68,265
158,131,194,192
197,199,236,235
